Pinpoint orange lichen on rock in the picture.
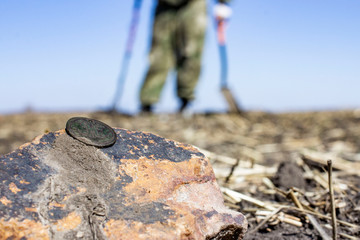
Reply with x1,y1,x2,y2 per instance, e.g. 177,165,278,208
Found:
104,219,188,240
49,201,65,208
25,207,37,212
18,132,49,149
174,141,200,152
121,157,213,203
55,211,82,232
77,187,87,192
0,218,49,240
20,180,30,185
0,196,12,206
9,182,21,194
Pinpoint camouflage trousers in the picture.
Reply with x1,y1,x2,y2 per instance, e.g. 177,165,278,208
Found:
140,0,207,106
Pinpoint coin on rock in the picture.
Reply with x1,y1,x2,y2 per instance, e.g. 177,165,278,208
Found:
65,117,116,147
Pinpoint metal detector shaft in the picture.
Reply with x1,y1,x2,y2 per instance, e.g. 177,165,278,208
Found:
219,42,228,89
111,0,143,111
216,19,242,114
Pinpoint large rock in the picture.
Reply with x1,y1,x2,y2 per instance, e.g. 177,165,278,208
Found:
0,127,247,239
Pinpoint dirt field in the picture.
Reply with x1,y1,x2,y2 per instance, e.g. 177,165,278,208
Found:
1,110,359,239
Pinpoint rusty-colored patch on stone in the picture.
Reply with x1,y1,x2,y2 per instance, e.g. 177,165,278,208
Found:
0,196,11,206
9,182,21,194
104,220,183,240
25,207,37,212
76,187,87,194
0,218,49,240
121,157,213,203
19,133,45,149
49,202,65,209
20,179,30,185
0,128,247,239
55,211,82,231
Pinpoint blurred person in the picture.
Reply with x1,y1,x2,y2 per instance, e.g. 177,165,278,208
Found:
140,0,232,113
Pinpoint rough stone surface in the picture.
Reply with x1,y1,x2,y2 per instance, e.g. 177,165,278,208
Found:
0,128,247,240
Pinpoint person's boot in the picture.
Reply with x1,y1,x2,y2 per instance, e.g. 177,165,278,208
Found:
179,99,189,113
141,105,152,114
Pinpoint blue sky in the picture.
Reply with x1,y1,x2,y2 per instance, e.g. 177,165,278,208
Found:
1,0,359,114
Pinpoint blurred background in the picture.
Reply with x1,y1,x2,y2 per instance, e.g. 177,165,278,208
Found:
1,2,360,238
1,0,359,114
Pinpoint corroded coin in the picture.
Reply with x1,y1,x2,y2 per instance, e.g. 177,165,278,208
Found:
65,117,116,147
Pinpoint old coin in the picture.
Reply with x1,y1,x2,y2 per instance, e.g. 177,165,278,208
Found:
65,117,116,147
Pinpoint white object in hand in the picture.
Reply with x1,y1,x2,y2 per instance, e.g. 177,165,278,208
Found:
214,3,232,19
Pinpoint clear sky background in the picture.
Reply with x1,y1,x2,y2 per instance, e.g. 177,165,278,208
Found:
1,0,359,114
